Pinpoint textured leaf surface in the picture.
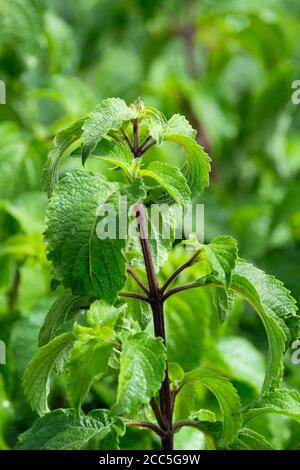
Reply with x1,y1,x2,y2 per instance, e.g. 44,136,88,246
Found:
141,161,190,204
203,235,238,286
232,260,297,390
195,260,298,391
66,339,113,411
244,389,300,424
44,169,128,303
42,118,85,196
38,290,92,346
181,367,242,446
114,332,166,414
82,98,138,162
165,134,211,197
147,113,196,144
23,332,74,415
16,408,125,450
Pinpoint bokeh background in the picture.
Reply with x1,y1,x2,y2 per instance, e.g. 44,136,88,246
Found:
1,0,300,450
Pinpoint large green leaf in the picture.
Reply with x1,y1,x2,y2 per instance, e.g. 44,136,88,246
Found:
42,118,85,196
38,290,92,346
192,260,298,391
44,169,128,303
16,408,125,450
82,97,138,163
66,339,113,411
141,161,191,204
114,332,166,414
180,367,242,446
22,332,74,415
244,389,300,424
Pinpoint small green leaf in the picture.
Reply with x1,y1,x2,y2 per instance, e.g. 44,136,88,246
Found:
168,362,185,389
146,112,196,145
66,339,113,411
244,389,300,424
93,139,134,178
181,367,242,446
122,266,152,329
203,235,238,286
87,300,126,328
42,118,85,196
141,161,191,204
82,98,138,163
38,290,92,346
114,332,166,414
164,134,211,197
191,409,217,423
23,332,74,415
16,408,125,450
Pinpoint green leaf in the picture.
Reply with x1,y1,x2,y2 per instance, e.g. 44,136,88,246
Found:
191,409,217,423
87,300,126,328
194,260,298,391
165,114,197,139
38,290,92,346
114,332,166,414
164,134,211,197
82,98,138,163
22,332,74,415
231,428,274,450
168,362,185,390
93,139,134,178
231,260,297,390
146,112,196,145
141,161,191,204
42,118,85,196
181,367,242,446
203,235,238,286
16,408,125,450
244,389,300,425
217,336,265,392
44,169,128,303
66,339,113,411
122,267,152,329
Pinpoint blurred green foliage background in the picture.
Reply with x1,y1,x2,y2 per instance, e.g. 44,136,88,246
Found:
0,0,300,450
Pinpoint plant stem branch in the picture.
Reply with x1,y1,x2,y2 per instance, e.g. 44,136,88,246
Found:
140,140,156,156
133,119,139,157
127,267,149,295
138,135,152,153
135,202,159,297
161,250,200,293
163,282,199,301
121,128,134,152
173,419,209,434
126,420,166,438
119,291,149,302
150,397,167,430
